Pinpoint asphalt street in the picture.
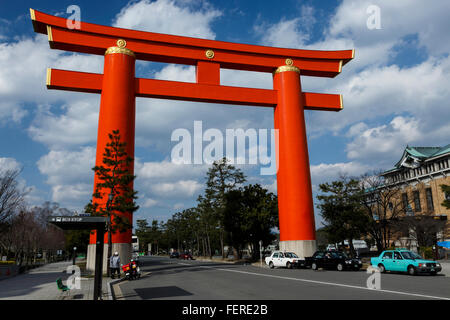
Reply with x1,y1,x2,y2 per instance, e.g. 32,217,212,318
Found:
114,256,450,300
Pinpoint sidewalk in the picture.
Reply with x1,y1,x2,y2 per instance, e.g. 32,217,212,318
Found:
439,261,450,277
0,261,113,300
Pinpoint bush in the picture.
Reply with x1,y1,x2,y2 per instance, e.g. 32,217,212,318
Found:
419,246,433,259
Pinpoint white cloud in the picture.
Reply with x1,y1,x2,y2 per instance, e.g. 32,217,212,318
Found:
329,0,450,55
36,147,95,186
28,98,100,150
0,157,21,172
137,160,208,180
310,162,370,186
36,147,95,209
113,0,221,39
254,5,316,49
256,18,308,49
143,198,158,208
149,180,203,198
51,183,92,207
346,116,420,160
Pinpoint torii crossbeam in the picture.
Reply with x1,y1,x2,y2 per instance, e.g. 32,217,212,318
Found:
31,9,354,267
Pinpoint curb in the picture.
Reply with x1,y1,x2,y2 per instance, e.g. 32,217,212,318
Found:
107,272,151,300
107,278,124,300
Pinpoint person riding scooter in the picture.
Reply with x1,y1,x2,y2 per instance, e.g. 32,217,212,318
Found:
121,259,141,280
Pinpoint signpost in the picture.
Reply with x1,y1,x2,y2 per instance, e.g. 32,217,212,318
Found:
48,216,107,300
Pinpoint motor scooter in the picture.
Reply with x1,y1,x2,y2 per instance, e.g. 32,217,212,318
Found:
121,260,141,280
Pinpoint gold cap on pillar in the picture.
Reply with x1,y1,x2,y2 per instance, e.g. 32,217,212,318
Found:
105,39,135,58
273,58,300,75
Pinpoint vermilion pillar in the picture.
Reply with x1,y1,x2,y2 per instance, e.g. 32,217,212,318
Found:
273,63,317,258
88,40,136,271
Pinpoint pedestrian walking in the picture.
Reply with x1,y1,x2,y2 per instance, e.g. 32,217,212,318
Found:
110,252,121,279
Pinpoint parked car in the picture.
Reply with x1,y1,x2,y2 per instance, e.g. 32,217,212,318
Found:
180,252,195,260
370,249,442,275
265,251,306,269
169,251,179,259
305,251,362,271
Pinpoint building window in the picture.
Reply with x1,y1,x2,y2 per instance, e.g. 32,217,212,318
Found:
413,191,421,212
402,193,413,215
426,188,434,212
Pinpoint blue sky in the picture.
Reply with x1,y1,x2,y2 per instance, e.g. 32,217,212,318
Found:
0,0,449,228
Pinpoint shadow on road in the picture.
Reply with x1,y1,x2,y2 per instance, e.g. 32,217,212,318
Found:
140,261,241,276
133,286,193,299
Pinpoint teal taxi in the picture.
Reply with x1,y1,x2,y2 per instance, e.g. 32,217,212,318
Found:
371,249,442,275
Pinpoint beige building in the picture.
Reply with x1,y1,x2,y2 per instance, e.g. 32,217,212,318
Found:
381,145,450,244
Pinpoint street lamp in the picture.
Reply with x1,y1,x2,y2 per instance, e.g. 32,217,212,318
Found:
73,247,77,265
106,191,114,277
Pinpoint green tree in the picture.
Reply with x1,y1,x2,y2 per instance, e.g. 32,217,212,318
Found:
223,184,278,260
85,130,139,275
317,176,370,257
196,194,218,257
135,219,150,252
64,230,90,255
203,157,246,258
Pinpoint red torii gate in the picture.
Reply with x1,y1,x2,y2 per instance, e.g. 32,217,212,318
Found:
31,9,353,267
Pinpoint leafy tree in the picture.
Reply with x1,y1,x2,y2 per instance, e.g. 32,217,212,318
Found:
317,176,370,257
196,194,218,257
64,230,90,254
135,219,150,252
223,184,278,260
203,157,246,258
85,130,139,275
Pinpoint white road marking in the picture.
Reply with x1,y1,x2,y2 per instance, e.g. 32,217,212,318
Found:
177,262,450,300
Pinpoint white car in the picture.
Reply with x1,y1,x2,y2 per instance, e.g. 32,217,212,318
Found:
265,251,305,269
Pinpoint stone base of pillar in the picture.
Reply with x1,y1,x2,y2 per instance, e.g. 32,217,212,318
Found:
86,243,131,273
279,240,317,259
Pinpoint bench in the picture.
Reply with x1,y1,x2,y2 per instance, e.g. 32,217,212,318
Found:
56,278,70,296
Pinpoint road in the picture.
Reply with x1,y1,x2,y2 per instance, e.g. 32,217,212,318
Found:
114,256,450,300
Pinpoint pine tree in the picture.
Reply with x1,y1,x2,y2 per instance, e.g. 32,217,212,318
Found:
204,157,246,258
85,130,139,275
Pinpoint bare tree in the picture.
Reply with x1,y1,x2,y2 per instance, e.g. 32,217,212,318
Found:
0,204,66,265
359,171,410,252
0,169,26,231
394,215,446,248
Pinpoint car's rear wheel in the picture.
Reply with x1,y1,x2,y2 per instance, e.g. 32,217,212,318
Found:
337,263,344,271
311,262,318,270
378,264,386,273
269,261,274,269
408,265,416,276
